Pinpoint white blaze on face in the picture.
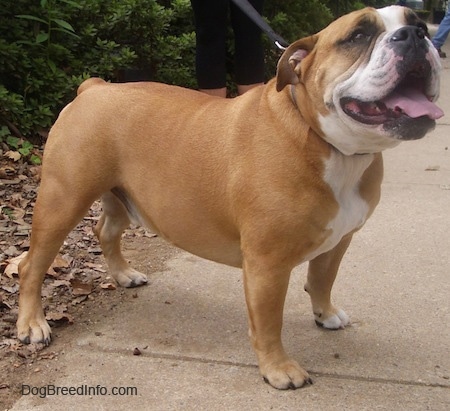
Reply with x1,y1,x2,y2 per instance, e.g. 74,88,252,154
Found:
375,5,407,31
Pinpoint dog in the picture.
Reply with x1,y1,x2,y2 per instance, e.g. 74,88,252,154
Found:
17,6,442,389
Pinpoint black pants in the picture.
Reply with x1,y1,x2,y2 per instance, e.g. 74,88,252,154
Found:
191,0,265,89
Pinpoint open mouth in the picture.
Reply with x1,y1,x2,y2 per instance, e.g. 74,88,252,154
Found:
340,65,443,125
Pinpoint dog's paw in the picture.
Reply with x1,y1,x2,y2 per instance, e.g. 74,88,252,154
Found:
315,308,350,330
17,316,52,346
261,359,313,390
113,268,148,288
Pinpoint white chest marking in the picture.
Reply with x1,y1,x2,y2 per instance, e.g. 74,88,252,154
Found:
304,152,373,262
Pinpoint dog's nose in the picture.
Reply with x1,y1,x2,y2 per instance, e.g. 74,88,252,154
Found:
390,25,426,43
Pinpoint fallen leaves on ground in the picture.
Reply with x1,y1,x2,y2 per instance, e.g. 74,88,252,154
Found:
0,154,154,353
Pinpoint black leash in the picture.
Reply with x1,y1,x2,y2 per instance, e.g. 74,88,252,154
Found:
230,0,290,50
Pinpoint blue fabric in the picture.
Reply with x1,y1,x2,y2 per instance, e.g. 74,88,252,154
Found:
432,4,450,49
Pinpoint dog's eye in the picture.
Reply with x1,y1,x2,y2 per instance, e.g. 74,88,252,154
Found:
348,29,371,43
416,22,429,39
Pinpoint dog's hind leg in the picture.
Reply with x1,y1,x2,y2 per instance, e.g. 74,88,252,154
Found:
94,191,148,288
17,181,97,345
304,234,353,329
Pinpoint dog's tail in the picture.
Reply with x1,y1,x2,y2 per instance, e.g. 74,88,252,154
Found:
77,77,106,96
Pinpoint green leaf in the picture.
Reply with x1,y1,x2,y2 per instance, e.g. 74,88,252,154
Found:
16,15,48,25
47,59,57,74
18,146,32,156
51,27,80,39
30,154,42,165
40,0,48,8
0,126,10,138
16,40,41,47
6,136,20,149
36,32,49,43
52,19,75,32
59,0,83,10
21,140,34,151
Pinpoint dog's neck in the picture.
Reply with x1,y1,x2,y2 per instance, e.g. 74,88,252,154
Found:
289,84,374,158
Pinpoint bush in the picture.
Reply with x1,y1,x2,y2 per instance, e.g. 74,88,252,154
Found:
263,0,333,79
0,0,138,143
0,0,196,144
0,0,345,145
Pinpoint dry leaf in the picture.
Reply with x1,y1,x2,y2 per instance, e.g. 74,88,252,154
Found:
71,295,88,305
4,151,21,162
51,255,70,270
4,251,28,278
1,284,19,294
0,339,20,350
0,178,21,185
3,245,19,257
0,299,12,310
50,280,71,288
61,254,74,265
46,255,71,277
45,312,74,324
18,238,30,249
38,352,57,360
0,166,16,178
10,193,29,208
27,166,41,182
85,262,106,273
100,282,117,290
70,278,92,296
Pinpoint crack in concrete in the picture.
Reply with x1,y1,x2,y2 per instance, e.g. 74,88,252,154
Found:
83,341,450,390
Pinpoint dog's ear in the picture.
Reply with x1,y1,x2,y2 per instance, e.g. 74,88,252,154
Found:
276,35,318,92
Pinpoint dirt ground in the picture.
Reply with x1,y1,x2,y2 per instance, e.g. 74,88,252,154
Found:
0,154,179,409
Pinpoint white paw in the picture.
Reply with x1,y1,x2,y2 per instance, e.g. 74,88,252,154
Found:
113,268,148,288
261,359,313,390
316,309,350,329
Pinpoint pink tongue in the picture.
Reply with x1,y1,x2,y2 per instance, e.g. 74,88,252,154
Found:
383,88,444,119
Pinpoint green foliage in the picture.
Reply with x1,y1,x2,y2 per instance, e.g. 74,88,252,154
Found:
263,0,333,79
0,0,193,142
0,0,136,142
3,135,42,164
323,1,392,16
0,0,350,146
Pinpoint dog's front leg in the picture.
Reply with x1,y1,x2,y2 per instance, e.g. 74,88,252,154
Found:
243,257,312,389
305,233,353,329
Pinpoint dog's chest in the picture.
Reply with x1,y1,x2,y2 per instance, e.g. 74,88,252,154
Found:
304,152,373,262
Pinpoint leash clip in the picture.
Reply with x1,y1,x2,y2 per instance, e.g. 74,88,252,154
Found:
231,0,289,51
275,41,287,51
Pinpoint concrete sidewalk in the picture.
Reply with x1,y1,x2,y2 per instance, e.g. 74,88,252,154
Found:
10,40,450,411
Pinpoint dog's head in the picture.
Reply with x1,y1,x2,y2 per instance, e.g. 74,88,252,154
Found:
276,6,443,155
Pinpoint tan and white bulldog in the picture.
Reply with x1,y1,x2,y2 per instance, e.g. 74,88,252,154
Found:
17,6,443,389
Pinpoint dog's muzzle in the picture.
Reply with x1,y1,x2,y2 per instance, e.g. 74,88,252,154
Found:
340,25,443,140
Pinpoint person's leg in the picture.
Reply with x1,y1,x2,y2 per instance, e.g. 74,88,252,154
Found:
191,0,228,96
230,0,265,94
432,6,450,57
